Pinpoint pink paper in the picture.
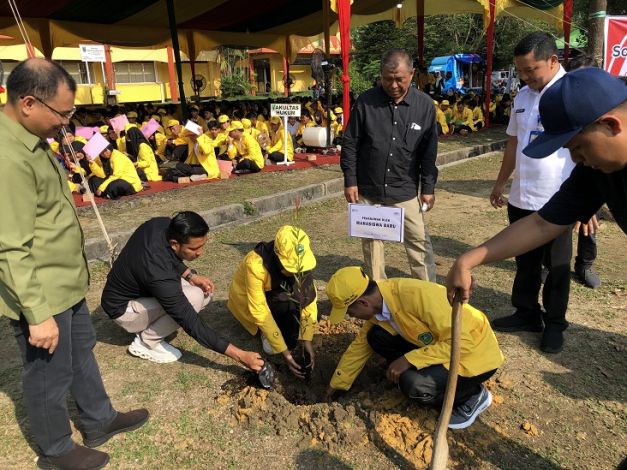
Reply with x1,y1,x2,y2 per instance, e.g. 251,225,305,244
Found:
109,114,129,134
141,118,160,138
184,120,202,136
75,126,98,139
83,132,110,161
46,138,55,144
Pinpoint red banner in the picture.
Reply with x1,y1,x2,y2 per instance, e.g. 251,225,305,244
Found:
604,16,627,76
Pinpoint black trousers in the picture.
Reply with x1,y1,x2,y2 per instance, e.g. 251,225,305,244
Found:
268,151,285,162
11,300,116,457
507,203,572,329
172,163,207,179
575,226,597,271
102,179,135,200
235,159,261,173
367,325,496,407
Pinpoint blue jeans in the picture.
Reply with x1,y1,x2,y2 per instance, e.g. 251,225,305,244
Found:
11,299,116,457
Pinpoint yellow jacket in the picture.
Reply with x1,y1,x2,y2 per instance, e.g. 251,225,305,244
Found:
98,150,143,193
255,120,269,136
155,132,167,159
227,251,317,353
184,135,220,179
452,106,476,131
435,107,449,135
227,133,264,169
472,106,485,127
116,136,127,154
266,126,294,161
330,279,504,391
89,157,106,179
136,143,162,181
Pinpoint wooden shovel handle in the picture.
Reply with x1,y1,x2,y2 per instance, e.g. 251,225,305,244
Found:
430,291,463,470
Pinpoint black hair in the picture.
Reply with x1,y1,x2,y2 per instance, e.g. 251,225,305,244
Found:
513,32,558,61
7,59,77,105
361,279,378,298
380,49,413,72
566,54,599,72
167,211,209,244
207,120,219,129
125,127,151,159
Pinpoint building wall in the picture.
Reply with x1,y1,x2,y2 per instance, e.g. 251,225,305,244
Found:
0,55,221,105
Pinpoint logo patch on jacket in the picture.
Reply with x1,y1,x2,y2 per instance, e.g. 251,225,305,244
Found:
515,108,525,113
418,332,433,345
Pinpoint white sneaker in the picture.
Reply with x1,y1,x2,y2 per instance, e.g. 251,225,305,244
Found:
128,335,182,363
190,174,208,182
260,333,275,355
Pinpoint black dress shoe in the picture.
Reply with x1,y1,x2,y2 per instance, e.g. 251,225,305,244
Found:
83,409,149,448
492,312,543,332
38,444,109,470
541,327,564,354
574,268,601,289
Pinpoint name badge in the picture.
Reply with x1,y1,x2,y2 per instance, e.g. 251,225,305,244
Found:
515,108,525,113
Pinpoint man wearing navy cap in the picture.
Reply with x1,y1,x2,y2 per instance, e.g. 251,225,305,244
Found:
446,67,627,345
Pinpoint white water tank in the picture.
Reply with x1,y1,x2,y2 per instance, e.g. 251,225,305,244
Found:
302,127,333,147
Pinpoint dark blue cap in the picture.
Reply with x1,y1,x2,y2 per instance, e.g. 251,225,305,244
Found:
523,68,627,159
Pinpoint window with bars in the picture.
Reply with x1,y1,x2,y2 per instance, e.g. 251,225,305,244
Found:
57,61,93,85
114,62,156,83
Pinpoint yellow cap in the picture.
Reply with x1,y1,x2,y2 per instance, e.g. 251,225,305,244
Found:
241,118,252,129
441,100,450,106
157,108,167,114
99,125,109,134
127,111,138,118
167,119,180,128
49,141,60,153
151,114,161,122
274,225,316,274
189,104,199,111
327,266,370,324
433,100,439,106
124,123,138,132
334,107,343,114
218,114,230,123
269,116,281,125
227,120,244,133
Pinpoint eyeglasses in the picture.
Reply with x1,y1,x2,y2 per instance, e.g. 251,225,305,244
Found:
21,95,77,120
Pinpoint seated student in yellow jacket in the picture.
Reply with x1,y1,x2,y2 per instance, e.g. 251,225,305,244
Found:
264,116,294,163
95,146,143,200
228,225,317,379
471,97,485,130
125,126,162,182
241,117,260,140
165,128,220,181
325,267,504,430
226,121,264,174
434,100,450,136
452,99,476,135
204,120,228,159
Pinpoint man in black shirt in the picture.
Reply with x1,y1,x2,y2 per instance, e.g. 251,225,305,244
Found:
341,48,438,282
101,211,263,371
446,68,626,309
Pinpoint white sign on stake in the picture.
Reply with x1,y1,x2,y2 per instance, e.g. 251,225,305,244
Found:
348,204,405,242
79,44,106,62
270,103,300,166
270,103,301,117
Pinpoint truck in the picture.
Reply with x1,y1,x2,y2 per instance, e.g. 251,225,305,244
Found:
428,53,483,93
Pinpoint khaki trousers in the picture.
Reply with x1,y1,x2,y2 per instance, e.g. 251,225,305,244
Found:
360,195,436,282
114,279,211,349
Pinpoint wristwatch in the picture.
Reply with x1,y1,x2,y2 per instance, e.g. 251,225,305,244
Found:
183,269,197,282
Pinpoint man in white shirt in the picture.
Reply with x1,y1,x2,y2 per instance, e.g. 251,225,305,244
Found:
489,32,575,353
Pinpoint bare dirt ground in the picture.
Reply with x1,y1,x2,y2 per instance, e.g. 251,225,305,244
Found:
1,151,625,469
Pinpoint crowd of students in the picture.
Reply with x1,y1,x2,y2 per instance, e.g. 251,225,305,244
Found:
51,97,346,200
432,91,512,136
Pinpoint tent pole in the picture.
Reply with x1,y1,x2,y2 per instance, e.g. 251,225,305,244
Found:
416,0,425,66
337,0,351,126
166,47,179,103
484,0,495,128
323,0,332,147
563,0,573,66
283,56,289,97
166,0,187,117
